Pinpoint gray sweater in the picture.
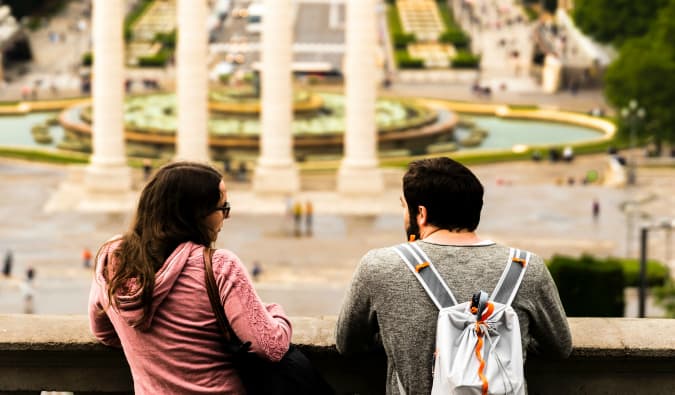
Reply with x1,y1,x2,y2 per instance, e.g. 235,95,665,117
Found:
336,241,572,395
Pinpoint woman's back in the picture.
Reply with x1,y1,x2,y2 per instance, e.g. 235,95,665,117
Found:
89,240,292,395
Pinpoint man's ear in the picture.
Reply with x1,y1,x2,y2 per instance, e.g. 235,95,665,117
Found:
417,205,428,226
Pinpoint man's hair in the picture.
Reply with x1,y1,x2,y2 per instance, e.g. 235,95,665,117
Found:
403,157,484,232
106,161,223,327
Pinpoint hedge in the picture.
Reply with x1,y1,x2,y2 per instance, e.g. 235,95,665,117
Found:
386,3,404,35
436,0,461,31
124,0,154,42
0,147,89,164
154,31,176,49
619,258,670,287
393,32,417,49
653,281,675,318
548,254,625,317
395,51,424,69
451,51,481,69
138,48,171,67
440,29,470,49
82,52,92,66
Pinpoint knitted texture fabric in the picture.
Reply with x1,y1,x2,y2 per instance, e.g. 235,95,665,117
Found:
89,240,292,394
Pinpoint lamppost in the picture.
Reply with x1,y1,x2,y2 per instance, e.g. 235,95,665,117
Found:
620,99,646,186
621,100,646,259
638,218,675,318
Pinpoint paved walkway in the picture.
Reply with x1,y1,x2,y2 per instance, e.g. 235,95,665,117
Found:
0,155,672,317
0,1,668,318
387,81,610,113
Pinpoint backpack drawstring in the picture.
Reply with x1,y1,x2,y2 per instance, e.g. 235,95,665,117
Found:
478,316,517,395
474,302,494,395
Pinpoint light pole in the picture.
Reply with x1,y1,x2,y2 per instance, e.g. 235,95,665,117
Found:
620,99,646,186
621,100,645,260
638,219,675,318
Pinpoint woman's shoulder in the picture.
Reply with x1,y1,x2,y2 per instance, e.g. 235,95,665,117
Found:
95,235,124,264
99,234,123,252
209,248,247,280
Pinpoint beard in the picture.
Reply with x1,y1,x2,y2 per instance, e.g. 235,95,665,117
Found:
406,215,420,242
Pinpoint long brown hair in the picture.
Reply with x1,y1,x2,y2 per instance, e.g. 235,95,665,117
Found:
105,161,222,327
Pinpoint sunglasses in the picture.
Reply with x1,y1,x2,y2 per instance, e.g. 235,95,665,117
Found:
215,201,231,218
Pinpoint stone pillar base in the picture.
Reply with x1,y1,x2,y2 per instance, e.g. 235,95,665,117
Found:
337,164,384,196
252,163,300,195
85,163,132,193
44,164,136,213
80,163,135,212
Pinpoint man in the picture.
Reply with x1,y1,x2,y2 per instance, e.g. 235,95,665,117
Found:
2,250,12,277
336,157,572,394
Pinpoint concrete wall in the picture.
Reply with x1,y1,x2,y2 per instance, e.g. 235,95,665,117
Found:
1,315,674,394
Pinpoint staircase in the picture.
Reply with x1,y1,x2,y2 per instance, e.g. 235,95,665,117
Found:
126,0,176,66
397,0,445,41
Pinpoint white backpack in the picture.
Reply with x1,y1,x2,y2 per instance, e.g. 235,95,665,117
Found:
393,243,530,395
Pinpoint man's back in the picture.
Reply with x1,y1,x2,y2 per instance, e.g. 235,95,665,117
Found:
336,241,572,395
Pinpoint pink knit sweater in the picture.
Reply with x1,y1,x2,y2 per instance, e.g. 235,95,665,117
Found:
88,240,292,394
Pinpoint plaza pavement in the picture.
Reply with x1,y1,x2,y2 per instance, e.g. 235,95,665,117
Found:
0,153,672,317
0,1,669,317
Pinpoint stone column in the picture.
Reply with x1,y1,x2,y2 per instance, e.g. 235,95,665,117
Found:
329,0,341,29
85,0,131,193
337,0,383,195
542,55,562,93
252,0,299,194
176,0,208,161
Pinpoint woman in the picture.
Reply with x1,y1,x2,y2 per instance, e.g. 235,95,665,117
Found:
89,162,292,394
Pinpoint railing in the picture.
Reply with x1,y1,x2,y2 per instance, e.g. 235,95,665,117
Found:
1,315,674,394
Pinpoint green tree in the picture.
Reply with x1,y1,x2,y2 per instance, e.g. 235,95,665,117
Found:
573,0,668,45
3,0,66,19
541,0,558,13
604,1,675,148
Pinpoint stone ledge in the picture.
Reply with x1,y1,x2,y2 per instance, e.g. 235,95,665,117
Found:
1,315,674,394
2,315,673,356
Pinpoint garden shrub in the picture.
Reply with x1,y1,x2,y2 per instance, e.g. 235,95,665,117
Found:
393,32,416,49
396,52,424,69
653,280,675,318
616,258,669,287
439,29,470,49
124,0,153,42
451,51,480,69
154,31,177,49
138,49,171,67
548,254,625,317
82,52,92,66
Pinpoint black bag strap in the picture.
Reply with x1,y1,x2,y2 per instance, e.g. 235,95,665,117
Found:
393,242,457,309
203,247,244,347
489,248,530,307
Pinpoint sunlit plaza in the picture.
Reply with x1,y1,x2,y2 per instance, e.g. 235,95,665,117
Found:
0,0,674,393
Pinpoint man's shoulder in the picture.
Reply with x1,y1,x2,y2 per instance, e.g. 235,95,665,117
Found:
363,244,401,258
359,244,402,268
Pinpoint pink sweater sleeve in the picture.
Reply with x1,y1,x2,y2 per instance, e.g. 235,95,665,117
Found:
87,277,122,348
213,250,292,361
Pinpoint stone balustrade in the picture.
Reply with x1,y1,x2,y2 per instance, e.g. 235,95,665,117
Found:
1,315,674,394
